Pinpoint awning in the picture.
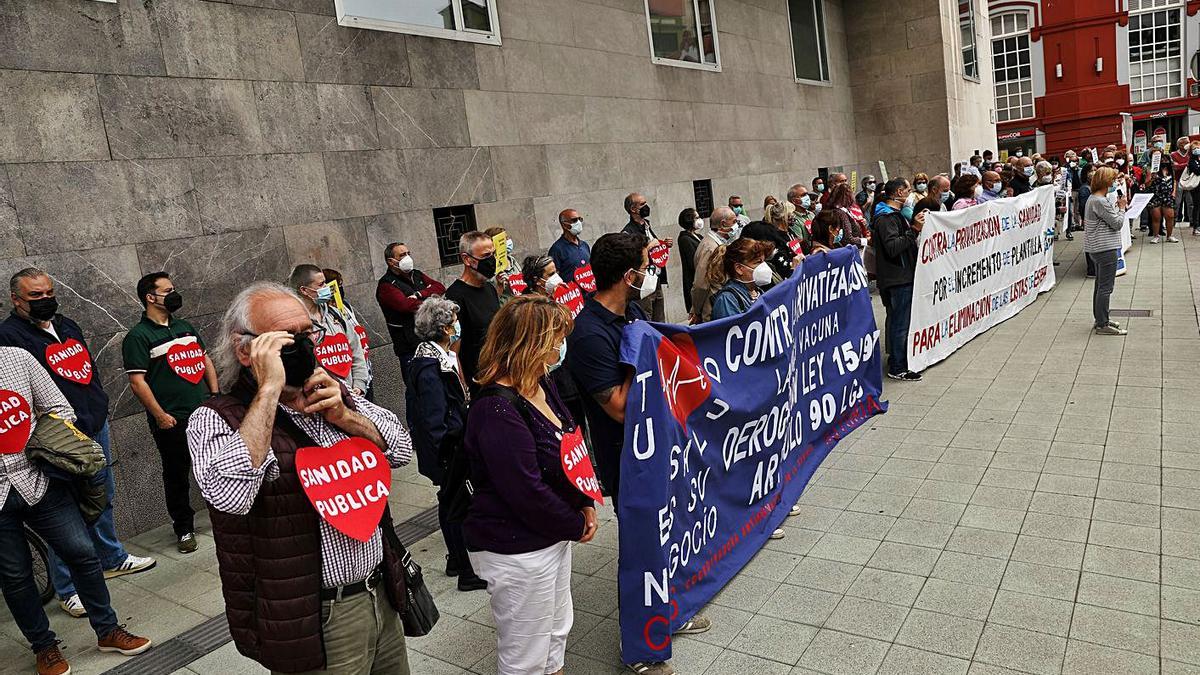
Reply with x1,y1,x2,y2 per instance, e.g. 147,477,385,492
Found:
1131,107,1190,121
997,128,1037,140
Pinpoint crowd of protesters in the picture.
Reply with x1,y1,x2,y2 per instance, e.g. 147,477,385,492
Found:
0,136,1177,674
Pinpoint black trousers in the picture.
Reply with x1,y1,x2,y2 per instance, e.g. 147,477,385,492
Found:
149,420,196,537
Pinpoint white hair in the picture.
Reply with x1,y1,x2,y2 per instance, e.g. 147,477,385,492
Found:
414,297,459,341
212,281,305,390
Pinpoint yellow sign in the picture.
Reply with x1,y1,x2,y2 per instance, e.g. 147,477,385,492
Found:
328,280,346,313
492,232,510,274
850,170,858,192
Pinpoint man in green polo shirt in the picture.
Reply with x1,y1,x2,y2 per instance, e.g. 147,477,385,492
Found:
123,272,219,553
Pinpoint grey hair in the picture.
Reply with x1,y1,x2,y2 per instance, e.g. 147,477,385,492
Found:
414,296,459,342
709,206,734,230
212,281,306,390
1035,160,1052,175
458,231,490,256
786,184,806,201
10,267,49,295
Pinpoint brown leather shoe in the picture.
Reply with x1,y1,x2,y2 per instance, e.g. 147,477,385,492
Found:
96,625,151,656
35,643,70,675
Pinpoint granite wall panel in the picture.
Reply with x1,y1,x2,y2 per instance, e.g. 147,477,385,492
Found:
190,153,331,231
255,81,380,153
295,12,411,86
0,0,165,76
371,87,471,149
0,168,23,259
151,0,304,81
322,149,412,219
98,75,265,159
8,160,200,254
490,145,551,201
0,70,110,164
283,217,376,289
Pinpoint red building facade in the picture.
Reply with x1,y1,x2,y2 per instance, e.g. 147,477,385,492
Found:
991,0,1200,158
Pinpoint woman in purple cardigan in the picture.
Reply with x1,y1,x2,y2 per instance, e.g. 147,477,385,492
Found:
463,295,597,675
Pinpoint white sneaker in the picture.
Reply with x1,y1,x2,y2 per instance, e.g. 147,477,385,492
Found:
59,593,86,618
104,554,156,579
789,504,801,516
1150,236,1161,244
770,528,785,540
1167,236,1180,243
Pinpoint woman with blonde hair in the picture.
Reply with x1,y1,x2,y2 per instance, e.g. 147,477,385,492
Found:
463,295,597,675
706,238,775,320
1083,166,1129,336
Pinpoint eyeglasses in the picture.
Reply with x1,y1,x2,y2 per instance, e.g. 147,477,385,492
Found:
239,325,327,345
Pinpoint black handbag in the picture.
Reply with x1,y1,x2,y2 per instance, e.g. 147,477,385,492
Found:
384,526,439,637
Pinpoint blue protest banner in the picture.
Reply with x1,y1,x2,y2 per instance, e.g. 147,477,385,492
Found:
617,247,887,664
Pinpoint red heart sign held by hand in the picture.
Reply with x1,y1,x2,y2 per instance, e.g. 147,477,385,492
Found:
554,282,585,318
45,339,94,385
508,272,527,296
788,239,805,255
649,243,670,269
560,428,604,504
166,341,206,385
354,324,371,358
574,264,596,293
315,333,353,380
655,333,711,432
0,390,32,455
296,438,392,542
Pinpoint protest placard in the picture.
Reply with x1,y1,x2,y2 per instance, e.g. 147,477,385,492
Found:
315,333,353,379
296,438,391,541
166,339,206,384
616,247,886,664
575,264,597,293
45,339,94,385
907,185,1057,373
492,232,510,274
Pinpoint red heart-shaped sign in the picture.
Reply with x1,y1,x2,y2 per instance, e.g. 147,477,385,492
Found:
315,333,353,379
574,264,596,293
45,339,94,385
655,333,711,432
649,243,670,269
554,282,585,318
788,239,805,255
354,324,371,358
166,341,206,385
560,428,603,504
296,438,392,542
508,272,527,296
0,390,32,455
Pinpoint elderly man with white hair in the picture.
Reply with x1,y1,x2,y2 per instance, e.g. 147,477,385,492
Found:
187,282,414,675
688,205,737,324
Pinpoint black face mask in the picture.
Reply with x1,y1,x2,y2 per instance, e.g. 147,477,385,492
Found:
638,203,651,219
474,255,497,280
280,333,317,387
163,291,183,313
26,297,58,323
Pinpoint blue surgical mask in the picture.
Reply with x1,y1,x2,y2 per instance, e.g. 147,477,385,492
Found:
834,231,844,244
815,184,825,193
901,205,915,221
800,195,812,208
915,182,928,192
450,320,461,343
313,285,333,305
549,341,567,371
1023,166,1035,177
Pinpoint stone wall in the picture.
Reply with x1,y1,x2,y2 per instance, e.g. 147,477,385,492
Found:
0,0,972,536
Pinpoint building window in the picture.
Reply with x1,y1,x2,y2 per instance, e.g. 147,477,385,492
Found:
433,204,478,266
960,1,979,81
643,0,720,71
1128,0,1184,104
990,12,1034,122
787,0,829,83
335,0,501,46
692,179,714,219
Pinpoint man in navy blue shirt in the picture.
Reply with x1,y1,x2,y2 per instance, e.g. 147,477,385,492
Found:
0,268,155,618
548,208,590,284
565,234,710,674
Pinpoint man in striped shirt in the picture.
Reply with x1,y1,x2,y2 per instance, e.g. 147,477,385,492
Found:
0,347,150,674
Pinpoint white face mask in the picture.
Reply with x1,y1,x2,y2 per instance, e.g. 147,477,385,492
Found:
693,218,704,230
1116,158,1126,166
974,184,983,197
568,219,584,236
751,262,773,287
397,256,414,273
628,267,658,299
543,273,563,295
989,182,1002,192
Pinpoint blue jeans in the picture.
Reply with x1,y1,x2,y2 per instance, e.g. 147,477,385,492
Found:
881,283,914,375
0,481,119,651
47,422,128,599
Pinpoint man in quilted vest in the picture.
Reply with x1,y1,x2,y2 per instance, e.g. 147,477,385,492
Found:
187,282,414,674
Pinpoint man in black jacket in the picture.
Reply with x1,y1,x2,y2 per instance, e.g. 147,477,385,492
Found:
1010,157,1035,196
621,192,672,321
871,179,924,381
375,242,446,380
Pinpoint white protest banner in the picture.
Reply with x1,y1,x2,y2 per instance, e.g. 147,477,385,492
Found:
908,185,1057,372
